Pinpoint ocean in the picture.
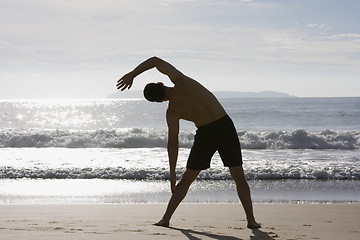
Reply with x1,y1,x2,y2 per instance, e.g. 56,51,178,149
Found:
0,97,359,204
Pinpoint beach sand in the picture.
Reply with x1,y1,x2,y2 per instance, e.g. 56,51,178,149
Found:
0,203,359,240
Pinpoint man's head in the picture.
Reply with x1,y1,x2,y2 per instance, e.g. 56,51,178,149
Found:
143,82,166,102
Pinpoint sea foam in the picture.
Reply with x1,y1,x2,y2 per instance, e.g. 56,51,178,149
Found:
1,164,359,180
0,128,358,150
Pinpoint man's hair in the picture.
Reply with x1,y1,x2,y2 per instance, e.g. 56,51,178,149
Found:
143,82,165,102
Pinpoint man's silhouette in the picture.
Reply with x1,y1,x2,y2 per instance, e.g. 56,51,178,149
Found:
117,56,260,229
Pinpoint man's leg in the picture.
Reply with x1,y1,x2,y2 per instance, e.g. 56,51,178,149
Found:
229,165,261,229
155,169,200,227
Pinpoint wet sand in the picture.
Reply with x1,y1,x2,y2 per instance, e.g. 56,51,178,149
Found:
0,203,359,240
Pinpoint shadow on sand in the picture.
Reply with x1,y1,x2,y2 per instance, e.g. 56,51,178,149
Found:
168,227,276,240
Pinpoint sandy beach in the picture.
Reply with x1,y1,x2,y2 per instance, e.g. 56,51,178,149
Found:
0,203,359,240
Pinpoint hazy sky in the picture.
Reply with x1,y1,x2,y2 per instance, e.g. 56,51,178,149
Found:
1,0,359,98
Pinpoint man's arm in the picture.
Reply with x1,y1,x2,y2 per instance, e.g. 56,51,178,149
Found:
116,56,183,91
166,109,180,193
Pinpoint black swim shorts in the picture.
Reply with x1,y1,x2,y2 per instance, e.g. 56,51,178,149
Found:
187,114,243,170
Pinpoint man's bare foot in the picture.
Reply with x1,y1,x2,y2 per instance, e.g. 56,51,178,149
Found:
247,221,261,229
154,219,169,227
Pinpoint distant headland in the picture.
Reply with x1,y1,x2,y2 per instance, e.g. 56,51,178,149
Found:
107,90,296,99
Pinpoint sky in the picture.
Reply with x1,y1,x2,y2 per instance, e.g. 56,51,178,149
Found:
1,0,359,99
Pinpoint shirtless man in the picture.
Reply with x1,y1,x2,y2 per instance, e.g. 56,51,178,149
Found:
116,56,260,229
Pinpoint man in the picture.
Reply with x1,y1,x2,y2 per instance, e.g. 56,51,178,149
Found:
116,56,260,229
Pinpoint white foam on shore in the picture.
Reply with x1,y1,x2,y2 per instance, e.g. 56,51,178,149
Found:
1,148,359,180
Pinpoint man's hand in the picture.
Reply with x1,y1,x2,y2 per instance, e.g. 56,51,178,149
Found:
116,72,134,91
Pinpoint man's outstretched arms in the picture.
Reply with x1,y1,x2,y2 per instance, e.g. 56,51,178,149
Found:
116,56,183,91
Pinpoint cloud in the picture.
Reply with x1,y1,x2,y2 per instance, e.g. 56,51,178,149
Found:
1,0,359,98
260,29,360,67
91,15,122,22
307,23,332,31
328,33,360,40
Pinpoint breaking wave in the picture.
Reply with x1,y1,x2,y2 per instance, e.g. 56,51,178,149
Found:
0,128,359,150
1,165,359,180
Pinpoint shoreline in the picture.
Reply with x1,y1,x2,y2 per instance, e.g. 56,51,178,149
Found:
1,203,359,240
2,178,359,204
1,201,360,205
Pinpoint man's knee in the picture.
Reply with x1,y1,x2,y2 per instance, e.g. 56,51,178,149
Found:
179,169,200,186
229,166,248,184
229,165,245,177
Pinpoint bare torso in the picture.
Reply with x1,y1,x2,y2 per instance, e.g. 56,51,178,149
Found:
167,75,227,127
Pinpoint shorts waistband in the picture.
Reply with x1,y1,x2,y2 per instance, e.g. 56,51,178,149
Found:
197,114,230,132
